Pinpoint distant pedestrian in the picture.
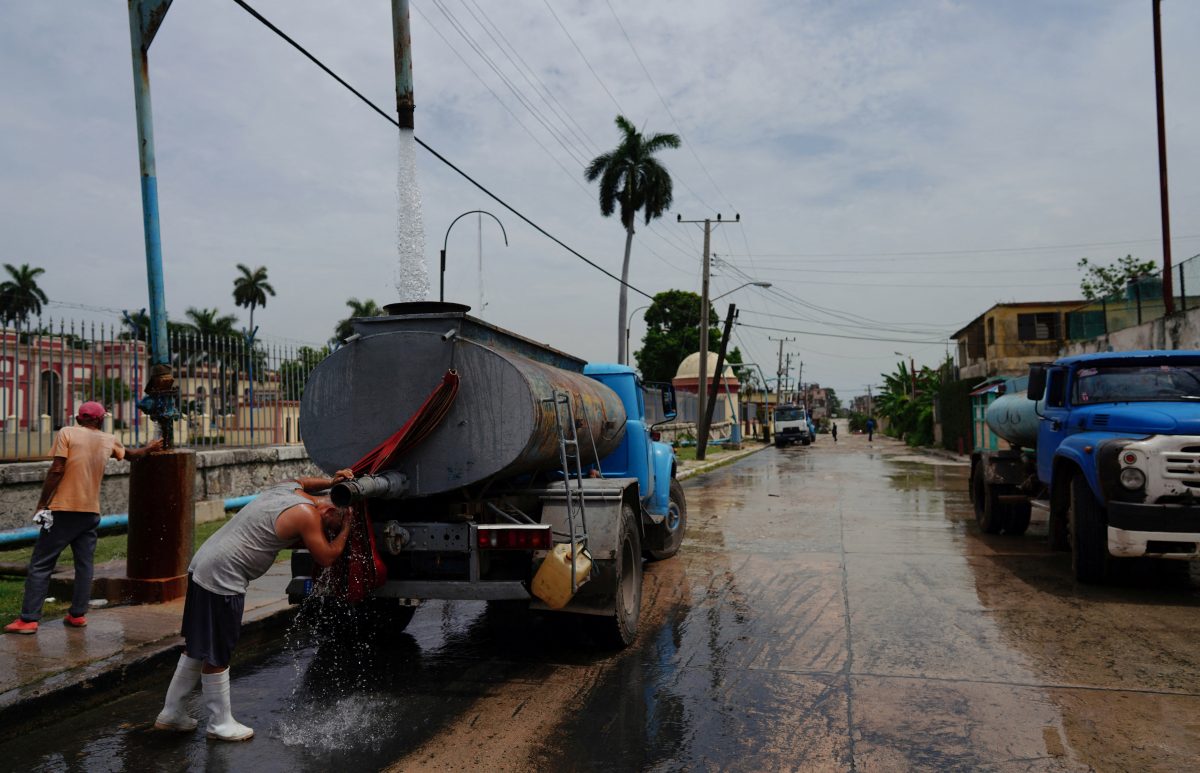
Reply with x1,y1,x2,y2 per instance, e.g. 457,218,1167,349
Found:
831,422,838,442
154,470,354,741
867,418,876,442
4,402,161,635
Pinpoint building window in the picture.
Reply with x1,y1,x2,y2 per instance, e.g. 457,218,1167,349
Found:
1017,312,1061,341
986,317,995,345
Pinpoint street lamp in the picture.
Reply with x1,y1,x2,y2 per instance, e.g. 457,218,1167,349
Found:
440,210,508,304
625,304,651,367
713,281,771,301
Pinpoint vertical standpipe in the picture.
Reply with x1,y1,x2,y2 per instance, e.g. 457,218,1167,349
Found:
128,0,180,444
392,0,415,129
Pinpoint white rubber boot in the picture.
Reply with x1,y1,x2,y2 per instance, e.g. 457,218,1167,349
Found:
154,653,202,731
201,670,254,742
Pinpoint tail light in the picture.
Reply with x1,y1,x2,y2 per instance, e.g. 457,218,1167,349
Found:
650,431,661,441
477,524,553,551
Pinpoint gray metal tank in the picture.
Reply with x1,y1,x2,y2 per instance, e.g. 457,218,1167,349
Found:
985,390,1040,449
300,304,626,496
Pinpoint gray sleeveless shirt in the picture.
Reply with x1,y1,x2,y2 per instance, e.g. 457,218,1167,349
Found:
189,482,310,595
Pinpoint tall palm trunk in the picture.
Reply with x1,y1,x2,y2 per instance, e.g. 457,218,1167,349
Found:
617,224,635,364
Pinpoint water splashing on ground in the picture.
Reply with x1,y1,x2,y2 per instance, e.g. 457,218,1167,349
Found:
395,129,429,302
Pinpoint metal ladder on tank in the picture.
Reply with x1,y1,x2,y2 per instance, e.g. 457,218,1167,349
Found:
546,390,591,592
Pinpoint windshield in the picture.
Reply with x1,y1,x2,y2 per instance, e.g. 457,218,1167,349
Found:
775,407,806,422
1072,364,1200,404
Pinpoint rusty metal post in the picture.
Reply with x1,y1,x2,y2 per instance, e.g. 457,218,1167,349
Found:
392,0,415,129
1153,0,1175,314
124,449,195,603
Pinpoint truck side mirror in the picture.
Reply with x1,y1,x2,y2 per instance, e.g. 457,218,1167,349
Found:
660,384,678,421
1027,365,1047,401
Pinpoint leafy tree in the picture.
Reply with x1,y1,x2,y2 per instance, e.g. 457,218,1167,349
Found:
1077,255,1158,300
118,310,191,341
825,387,842,416
333,298,383,344
279,345,330,400
875,358,951,447
633,289,719,383
585,115,681,364
79,377,133,406
232,264,276,335
0,263,48,328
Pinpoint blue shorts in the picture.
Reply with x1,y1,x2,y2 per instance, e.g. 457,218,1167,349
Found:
181,574,245,668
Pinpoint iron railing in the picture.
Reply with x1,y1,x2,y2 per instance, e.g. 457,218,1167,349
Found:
0,318,325,460
1067,253,1200,340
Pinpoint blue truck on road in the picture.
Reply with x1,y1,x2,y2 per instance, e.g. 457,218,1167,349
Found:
970,350,1200,583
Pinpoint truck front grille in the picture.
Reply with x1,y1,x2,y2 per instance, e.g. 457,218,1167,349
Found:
1161,450,1200,489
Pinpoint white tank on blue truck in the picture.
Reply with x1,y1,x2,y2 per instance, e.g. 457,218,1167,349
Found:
970,350,1200,583
290,302,686,647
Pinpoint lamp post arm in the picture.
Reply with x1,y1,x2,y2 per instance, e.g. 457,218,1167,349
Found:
440,210,508,303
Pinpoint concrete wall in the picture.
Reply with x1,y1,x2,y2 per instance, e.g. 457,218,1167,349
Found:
1060,306,1200,356
0,445,320,532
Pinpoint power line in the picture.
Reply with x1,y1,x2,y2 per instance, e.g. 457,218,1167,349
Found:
737,322,947,345
228,0,653,301
716,236,1200,261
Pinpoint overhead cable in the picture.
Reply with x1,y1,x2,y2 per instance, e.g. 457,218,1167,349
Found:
228,0,653,300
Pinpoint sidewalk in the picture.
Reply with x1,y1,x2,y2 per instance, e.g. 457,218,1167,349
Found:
675,440,770,480
0,562,293,737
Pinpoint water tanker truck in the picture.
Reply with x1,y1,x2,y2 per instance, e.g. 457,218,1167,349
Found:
287,302,685,646
970,350,1200,583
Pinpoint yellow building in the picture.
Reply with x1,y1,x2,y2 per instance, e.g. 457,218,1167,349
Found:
952,301,1083,380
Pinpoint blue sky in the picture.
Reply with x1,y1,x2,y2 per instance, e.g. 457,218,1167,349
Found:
1,1,1198,398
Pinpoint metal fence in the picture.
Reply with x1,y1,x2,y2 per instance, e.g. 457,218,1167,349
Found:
1067,253,1200,340
0,318,325,461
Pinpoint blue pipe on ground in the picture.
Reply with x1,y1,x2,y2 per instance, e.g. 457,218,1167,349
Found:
0,493,258,547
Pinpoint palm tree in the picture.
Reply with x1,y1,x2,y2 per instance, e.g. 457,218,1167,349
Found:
0,263,49,328
184,307,239,338
232,264,275,335
585,115,681,364
333,298,383,343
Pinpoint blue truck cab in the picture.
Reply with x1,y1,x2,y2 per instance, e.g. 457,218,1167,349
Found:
1024,351,1200,581
584,364,685,558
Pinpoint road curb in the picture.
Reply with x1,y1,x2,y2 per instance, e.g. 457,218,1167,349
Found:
677,442,771,481
0,600,296,741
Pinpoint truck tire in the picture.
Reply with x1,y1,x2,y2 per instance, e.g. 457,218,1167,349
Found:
1070,474,1109,584
646,478,687,561
591,503,643,648
972,463,1004,534
774,438,784,448
1005,502,1032,536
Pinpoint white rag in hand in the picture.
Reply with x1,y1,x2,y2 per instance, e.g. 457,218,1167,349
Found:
32,509,53,531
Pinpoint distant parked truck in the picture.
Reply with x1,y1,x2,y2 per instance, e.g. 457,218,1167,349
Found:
970,351,1200,583
773,404,812,447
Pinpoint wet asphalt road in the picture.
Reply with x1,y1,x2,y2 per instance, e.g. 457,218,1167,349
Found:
6,432,1200,771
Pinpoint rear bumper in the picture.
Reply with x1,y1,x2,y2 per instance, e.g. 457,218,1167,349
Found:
1107,501,1200,558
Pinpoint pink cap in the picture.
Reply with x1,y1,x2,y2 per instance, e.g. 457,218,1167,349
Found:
76,401,106,420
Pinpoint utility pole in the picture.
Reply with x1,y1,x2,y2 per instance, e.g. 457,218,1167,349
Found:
797,360,804,407
678,212,740,458
867,384,873,417
699,304,738,459
1153,0,1175,313
771,336,793,405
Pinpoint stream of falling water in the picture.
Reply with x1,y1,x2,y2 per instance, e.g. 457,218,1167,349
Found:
394,129,430,302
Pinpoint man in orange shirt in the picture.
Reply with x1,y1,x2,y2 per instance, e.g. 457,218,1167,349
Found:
4,401,161,634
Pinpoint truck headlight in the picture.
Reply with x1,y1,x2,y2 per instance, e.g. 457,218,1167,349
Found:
1119,467,1146,490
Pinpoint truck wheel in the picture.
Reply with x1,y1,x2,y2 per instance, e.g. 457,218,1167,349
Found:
774,438,784,448
972,464,1004,534
646,478,687,561
1069,475,1109,583
592,503,643,648
1005,502,1032,536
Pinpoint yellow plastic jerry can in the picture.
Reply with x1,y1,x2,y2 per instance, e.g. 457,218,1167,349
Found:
531,543,592,609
